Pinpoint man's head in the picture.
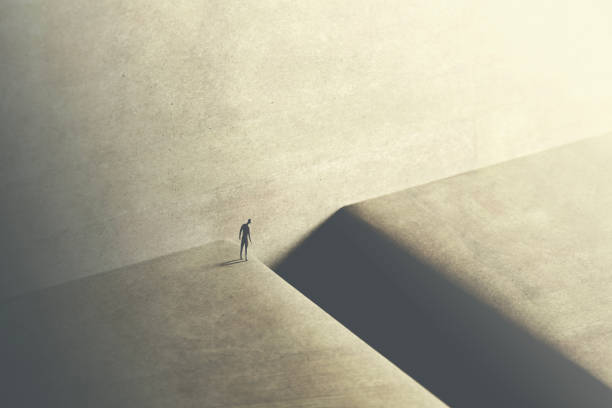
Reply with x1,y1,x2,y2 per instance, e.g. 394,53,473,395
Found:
247,219,251,224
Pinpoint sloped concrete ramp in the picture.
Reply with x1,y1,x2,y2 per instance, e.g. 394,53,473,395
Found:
277,135,612,407
0,240,446,408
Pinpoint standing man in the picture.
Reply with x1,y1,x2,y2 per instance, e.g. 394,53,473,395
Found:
239,219,252,261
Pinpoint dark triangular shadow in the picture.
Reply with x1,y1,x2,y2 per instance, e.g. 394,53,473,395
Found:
272,209,612,408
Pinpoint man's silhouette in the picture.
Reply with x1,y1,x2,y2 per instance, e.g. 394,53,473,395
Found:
239,219,252,261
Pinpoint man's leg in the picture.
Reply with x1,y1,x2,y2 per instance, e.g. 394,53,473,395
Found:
244,242,248,261
240,240,245,259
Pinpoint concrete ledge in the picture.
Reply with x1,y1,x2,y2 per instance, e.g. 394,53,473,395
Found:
0,240,445,407
277,135,612,407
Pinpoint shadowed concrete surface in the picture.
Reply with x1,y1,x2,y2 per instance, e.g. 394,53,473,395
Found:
0,240,446,408
4,0,612,299
277,134,612,407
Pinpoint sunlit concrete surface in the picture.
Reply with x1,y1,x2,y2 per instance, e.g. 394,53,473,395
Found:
0,240,446,408
3,0,612,298
337,134,612,405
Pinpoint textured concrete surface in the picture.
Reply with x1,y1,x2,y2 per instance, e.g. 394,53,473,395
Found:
3,1,612,299
0,240,445,408
326,134,610,406
346,133,612,385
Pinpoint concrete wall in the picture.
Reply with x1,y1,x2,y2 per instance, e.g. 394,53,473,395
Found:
2,0,612,299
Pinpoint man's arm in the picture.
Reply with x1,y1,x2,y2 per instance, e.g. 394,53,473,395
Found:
238,226,242,240
248,230,252,244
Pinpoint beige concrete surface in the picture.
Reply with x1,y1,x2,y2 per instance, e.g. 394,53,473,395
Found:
3,1,612,298
342,134,612,401
0,240,446,407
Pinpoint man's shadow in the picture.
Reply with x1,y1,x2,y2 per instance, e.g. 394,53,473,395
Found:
219,259,245,266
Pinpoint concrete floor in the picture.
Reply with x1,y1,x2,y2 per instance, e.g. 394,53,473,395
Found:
0,240,445,408
2,136,611,407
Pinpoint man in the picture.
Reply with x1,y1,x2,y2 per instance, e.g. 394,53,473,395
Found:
239,219,252,261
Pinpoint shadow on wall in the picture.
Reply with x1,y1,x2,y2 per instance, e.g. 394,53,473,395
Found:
274,209,612,408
